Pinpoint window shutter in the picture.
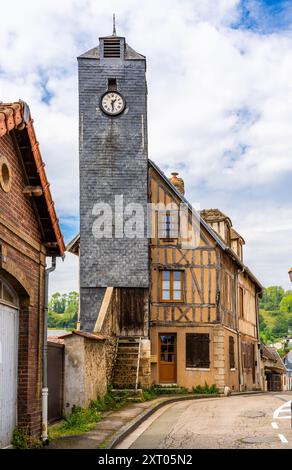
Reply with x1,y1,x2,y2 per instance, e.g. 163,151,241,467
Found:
186,333,210,368
229,336,235,369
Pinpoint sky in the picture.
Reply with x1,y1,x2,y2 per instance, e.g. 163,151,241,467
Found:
1,0,292,293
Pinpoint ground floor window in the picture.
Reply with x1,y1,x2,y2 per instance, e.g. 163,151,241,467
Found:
186,333,210,368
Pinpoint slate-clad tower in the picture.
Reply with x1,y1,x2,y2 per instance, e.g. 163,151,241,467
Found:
78,31,149,331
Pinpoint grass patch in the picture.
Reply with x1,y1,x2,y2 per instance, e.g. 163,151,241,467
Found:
192,382,219,395
49,405,102,439
131,385,189,403
49,388,129,440
12,426,42,449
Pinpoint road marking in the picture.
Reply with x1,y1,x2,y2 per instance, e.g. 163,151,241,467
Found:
278,434,288,444
271,422,278,429
273,400,292,420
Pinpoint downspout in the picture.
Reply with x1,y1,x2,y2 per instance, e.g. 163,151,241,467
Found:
255,290,263,390
236,268,244,391
42,256,56,443
76,246,81,330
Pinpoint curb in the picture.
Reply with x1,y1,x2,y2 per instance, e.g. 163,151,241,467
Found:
106,394,221,449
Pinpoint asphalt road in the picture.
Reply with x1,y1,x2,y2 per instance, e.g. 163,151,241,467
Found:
116,392,292,449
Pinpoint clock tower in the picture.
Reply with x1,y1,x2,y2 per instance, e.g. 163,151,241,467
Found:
78,29,149,331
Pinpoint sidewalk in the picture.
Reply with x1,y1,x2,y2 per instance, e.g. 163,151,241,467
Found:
46,394,220,449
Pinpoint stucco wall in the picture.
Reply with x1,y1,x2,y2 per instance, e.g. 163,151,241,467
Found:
150,325,228,391
63,335,110,415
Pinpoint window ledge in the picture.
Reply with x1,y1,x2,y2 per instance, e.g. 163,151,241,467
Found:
230,368,236,371
186,368,211,371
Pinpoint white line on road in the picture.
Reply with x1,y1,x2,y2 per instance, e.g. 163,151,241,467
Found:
273,400,292,420
271,422,278,429
278,434,288,444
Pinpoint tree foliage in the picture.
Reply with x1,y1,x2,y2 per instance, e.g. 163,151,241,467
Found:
48,291,79,329
259,286,292,344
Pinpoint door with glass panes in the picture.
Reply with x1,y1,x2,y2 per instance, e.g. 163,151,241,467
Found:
159,334,177,383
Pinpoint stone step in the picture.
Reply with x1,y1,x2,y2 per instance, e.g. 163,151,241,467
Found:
113,372,137,379
118,338,141,343
111,389,143,397
117,347,139,353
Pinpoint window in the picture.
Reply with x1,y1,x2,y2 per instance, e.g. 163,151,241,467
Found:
0,279,18,306
108,78,117,91
161,270,184,302
238,286,244,318
229,336,235,369
158,210,179,239
242,342,253,369
0,156,12,193
160,334,176,362
186,333,210,368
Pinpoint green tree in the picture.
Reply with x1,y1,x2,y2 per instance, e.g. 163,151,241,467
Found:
259,286,284,311
48,291,79,329
49,292,67,313
271,316,288,339
64,291,79,323
279,293,292,313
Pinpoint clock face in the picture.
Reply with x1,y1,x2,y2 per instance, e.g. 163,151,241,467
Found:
100,92,125,116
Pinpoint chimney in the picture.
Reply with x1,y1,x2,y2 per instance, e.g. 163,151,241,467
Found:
169,172,185,195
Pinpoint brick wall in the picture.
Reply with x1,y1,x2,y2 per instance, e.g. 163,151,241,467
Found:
0,132,46,440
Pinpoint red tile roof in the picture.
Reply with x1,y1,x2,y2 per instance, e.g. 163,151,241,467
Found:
0,101,65,256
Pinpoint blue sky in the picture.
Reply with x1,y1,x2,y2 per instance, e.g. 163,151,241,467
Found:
236,0,292,32
1,0,292,293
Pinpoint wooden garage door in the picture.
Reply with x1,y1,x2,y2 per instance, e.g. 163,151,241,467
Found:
0,300,18,448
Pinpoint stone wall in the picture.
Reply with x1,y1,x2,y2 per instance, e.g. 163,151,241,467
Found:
138,339,151,388
213,325,226,392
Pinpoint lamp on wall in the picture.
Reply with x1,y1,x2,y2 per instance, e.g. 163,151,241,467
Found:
288,268,292,283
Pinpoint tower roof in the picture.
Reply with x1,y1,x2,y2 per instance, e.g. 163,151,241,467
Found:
78,41,145,60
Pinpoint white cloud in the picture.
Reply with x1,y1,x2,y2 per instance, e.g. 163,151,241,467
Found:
1,0,292,292
49,253,79,296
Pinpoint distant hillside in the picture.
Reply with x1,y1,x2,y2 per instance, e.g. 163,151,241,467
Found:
259,286,292,345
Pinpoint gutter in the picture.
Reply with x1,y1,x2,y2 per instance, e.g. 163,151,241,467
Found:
42,256,56,443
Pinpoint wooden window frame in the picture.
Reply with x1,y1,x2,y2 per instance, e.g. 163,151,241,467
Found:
160,270,184,303
186,333,210,369
157,209,179,241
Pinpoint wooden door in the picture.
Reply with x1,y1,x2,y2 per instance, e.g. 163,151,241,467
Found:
48,342,64,422
159,334,177,383
252,344,256,384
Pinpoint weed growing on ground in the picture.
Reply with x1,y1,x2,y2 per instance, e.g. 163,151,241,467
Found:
192,382,219,394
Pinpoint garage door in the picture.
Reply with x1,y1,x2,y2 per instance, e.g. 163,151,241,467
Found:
0,281,19,448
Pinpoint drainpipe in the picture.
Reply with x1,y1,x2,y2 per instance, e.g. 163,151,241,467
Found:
236,268,244,391
255,290,263,390
42,256,56,443
76,246,81,330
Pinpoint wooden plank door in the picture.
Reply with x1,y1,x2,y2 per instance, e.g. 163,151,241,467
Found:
0,302,18,448
159,334,177,383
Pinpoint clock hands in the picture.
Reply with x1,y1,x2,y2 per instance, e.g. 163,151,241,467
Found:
111,98,117,112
